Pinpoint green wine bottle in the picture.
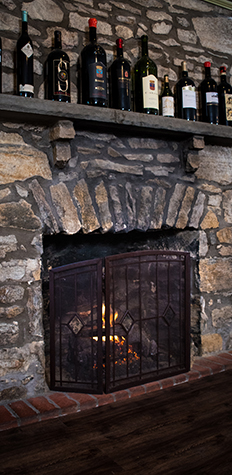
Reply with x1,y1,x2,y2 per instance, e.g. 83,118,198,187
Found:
161,74,174,117
134,35,158,114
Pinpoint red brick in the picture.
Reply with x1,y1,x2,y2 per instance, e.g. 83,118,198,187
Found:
9,400,37,420
127,385,146,399
48,393,78,415
0,406,17,425
195,358,224,375
96,393,115,407
203,355,229,368
27,396,58,415
0,405,18,430
160,377,174,390
218,352,232,362
112,389,130,403
67,393,97,411
187,370,201,382
191,363,212,377
144,380,161,394
174,373,188,385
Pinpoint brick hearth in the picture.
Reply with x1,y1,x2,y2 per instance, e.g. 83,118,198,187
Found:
0,350,232,433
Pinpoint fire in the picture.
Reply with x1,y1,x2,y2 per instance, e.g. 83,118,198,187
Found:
93,305,139,371
102,302,118,329
113,336,140,366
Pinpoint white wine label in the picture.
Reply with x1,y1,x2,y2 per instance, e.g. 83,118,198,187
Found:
142,74,158,110
162,96,174,117
21,42,33,58
225,94,232,121
89,62,107,100
206,92,219,105
182,86,196,109
19,84,34,94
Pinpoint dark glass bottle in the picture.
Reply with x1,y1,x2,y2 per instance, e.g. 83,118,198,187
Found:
134,35,158,114
0,37,2,93
45,31,70,102
81,18,107,107
200,61,218,125
175,61,196,121
161,74,174,117
109,38,131,111
16,10,34,97
218,66,232,126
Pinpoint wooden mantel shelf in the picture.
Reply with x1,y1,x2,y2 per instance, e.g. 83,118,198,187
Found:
0,94,232,146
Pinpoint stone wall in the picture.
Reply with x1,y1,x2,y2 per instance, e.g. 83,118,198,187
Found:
1,0,232,105
0,0,232,401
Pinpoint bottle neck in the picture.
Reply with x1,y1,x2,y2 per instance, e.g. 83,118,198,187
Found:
22,21,28,34
220,74,226,83
205,67,211,78
54,32,62,49
117,46,123,58
141,36,148,57
89,26,97,43
182,70,188,78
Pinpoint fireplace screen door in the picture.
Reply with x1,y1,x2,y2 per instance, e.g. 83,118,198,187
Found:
50,250,190,394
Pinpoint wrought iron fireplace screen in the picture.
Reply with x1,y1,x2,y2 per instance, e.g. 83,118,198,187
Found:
50,250,190,394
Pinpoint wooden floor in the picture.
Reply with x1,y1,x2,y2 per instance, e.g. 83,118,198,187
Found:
1,370,232,475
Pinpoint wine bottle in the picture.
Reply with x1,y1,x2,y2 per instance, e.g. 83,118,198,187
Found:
80,18,107,107
218,66,232,127
134,35,158,115
16,10,34,97
45,31,70,102
161,74,174,117
0,37,2,93
200,61,218,125
175,61,196,121
109,38,131,111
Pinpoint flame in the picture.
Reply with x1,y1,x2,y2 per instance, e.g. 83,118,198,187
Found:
102,302,118,329
92,305,139,371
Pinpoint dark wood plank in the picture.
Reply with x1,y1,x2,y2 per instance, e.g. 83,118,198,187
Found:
1,370,232,475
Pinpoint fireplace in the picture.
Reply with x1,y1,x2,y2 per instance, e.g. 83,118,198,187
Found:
0,96,231,403
45,231,192,394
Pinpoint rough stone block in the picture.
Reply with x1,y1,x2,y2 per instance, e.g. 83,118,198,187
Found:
53,142,71,168
0,321,19,345
0,131,52,185
217,227,232,244
199,257,232,293
50,182,81,234
201,333,223,355
212,306,232,328
223,190,232,224
73,179,100,234
95,181,113,233
200,210,219,230
185,152,200,172
49,121,75,142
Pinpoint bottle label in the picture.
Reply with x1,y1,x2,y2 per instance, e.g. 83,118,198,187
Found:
53,58,70,98
89,62,107,100
21,42,33,58
162,96,174,117
118,70,130,92
182,86,196,109
225,94,232,121
206,91,219,105
142,74,158,110
19,84,34,94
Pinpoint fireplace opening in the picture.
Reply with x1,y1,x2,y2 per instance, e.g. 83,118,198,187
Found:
42,230,197,394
